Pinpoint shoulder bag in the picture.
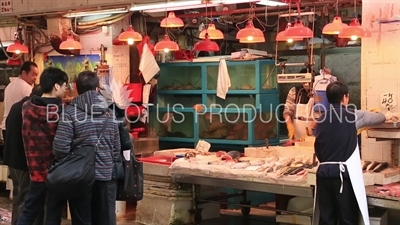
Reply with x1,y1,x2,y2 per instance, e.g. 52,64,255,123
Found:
116,149,143,201
46,114,109,197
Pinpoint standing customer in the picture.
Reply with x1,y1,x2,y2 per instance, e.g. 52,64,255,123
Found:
313,81,386,225
3,85,43,225
47,71,120,225
1,61,38,144
17,67,68,225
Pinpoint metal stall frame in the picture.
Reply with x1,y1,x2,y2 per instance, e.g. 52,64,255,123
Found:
173,175,400,224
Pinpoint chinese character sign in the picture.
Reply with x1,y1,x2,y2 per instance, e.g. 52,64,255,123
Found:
0,0,12,14
380,92,397,109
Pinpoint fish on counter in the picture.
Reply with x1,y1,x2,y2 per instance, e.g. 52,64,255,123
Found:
264,155,279,163
277,166,290,176
293,154,310,164
362,161,372,171
372,162,390,173
249,159,265,166
366,161,380,172
227,150,241,160
231,162,251,169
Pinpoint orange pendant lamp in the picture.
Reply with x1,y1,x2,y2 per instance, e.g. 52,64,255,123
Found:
285,19,313,39
338,17,371,40
154,34,180,53
160,12,184,28
193,33,219,52
6,40,29,54
59,35,83,50
199,24,224,40
322,16,349,35
118,25,143,45
236,20,265,43
276,23,303,42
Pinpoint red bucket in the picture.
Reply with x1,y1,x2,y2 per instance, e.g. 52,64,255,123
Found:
124,83,142,103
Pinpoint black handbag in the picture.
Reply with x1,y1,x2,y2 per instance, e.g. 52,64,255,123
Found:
46,115,109,197
116,151,143,201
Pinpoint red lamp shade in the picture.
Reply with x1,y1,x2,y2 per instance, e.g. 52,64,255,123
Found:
160,12,184,28
59,36,83,50
285,19,314,39
322,16,349,35
154,34,180,53
118,25,143,45
6,58,22,66
199,24,224,40
236,20,265,43
6,41,29,54
338,18,371,40
276,30,303,42
193,34,219,52
113,29,127,45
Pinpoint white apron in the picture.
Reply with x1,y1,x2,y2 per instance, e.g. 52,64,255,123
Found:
312,144,369,225
293,98,314,139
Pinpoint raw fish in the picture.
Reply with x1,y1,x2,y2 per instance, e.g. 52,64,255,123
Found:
250,159,265,166
373,162,389,173
231,162,251,169
362,161,372,171
264,156,279,163
366,161,380,171
227,151,241,160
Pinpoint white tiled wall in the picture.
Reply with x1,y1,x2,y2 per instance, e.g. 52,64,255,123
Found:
361,0,400,163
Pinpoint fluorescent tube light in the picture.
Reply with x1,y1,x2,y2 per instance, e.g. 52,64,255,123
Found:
130,1,202,11
256,0,287,6
131,0,263,12
144,4,221,13
64,8,128,18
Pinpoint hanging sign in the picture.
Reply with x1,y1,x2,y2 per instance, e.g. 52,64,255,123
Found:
380,92,397,109
0,0,12,14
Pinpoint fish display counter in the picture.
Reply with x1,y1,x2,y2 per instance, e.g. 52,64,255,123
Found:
166,146,317,194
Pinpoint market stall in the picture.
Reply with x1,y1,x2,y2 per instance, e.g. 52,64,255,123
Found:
160,134,400,225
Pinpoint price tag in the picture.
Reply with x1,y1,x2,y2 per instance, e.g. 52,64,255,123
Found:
380,92,397,109
195,140,211,153
0,0,12,14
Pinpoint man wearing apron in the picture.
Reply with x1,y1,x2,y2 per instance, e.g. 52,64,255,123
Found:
283,68,320,140
313,81,386,225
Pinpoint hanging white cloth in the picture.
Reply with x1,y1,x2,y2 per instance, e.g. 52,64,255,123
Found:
216,59,231,100
139,43,160,84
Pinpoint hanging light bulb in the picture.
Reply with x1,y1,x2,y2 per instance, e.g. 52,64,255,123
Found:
236,20,265,43
59,35,83,50
199,24,224,39
338,17,371,40
118,25,143,44
6,40,29,54
160,12,184,28
193,33,219,52
322,16,349,35
154,34,180,53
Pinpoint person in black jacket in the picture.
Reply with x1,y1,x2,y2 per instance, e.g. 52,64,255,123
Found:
314,81,385,225
98,90,132,225
3,85,43,225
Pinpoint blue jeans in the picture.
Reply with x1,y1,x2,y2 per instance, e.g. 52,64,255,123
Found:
16,181,47,225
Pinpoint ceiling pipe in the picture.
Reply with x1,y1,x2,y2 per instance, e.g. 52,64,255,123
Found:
161,0,359,19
